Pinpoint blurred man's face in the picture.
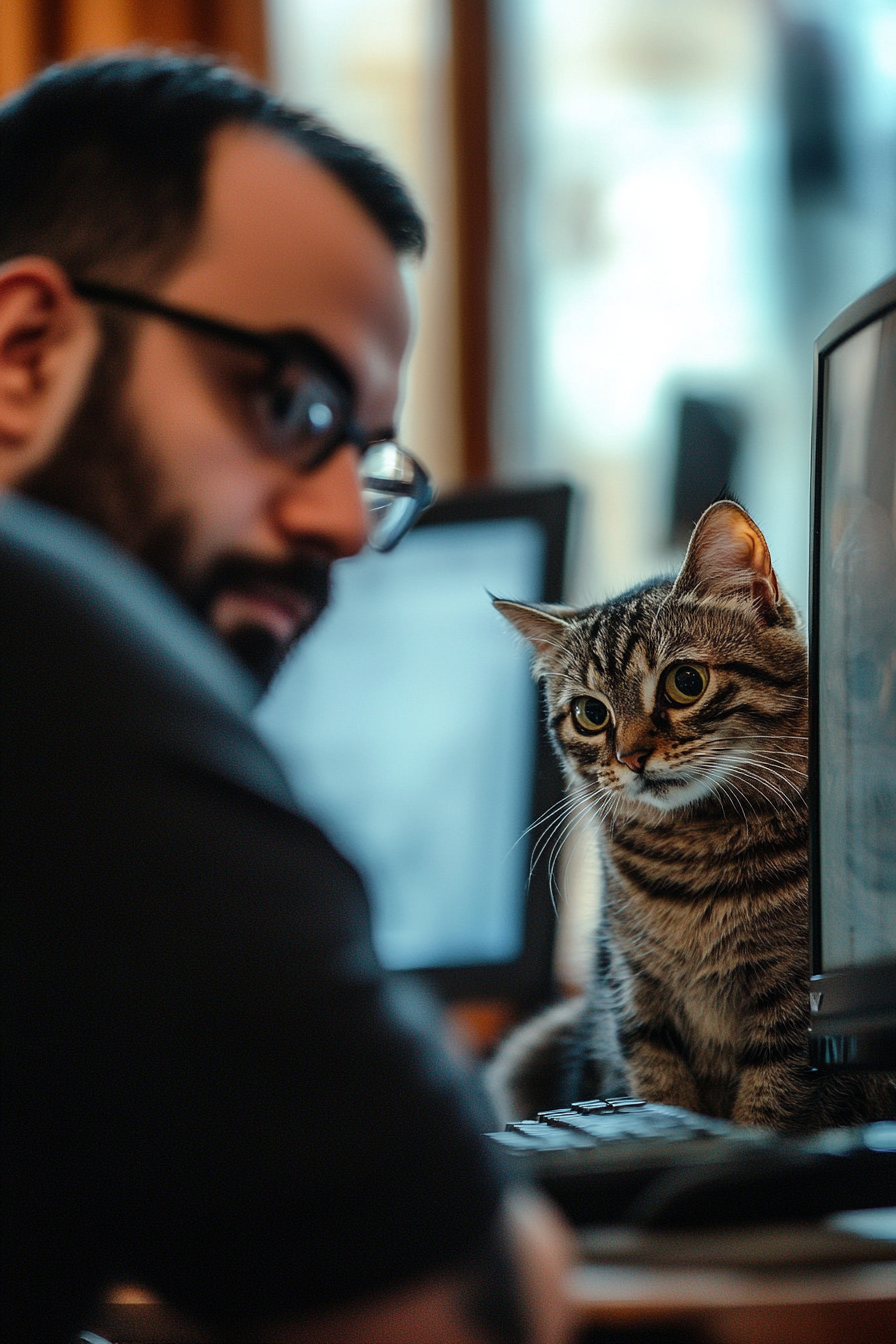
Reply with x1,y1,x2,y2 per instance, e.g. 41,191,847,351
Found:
23,127,413,684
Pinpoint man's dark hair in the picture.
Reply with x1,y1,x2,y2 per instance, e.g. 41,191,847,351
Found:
0,51,426,288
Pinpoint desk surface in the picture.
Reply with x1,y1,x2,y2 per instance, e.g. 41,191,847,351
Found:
571,1263,896,1344
95,1260,896,1344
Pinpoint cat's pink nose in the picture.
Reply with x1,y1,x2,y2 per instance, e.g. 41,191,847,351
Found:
618,750,649,773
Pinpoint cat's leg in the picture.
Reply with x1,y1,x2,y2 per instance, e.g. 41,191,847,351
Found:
730,1058,815,1131
570,924,634,1103
576,979,630,1102
730,983,815,1130
618,1017,703,1111
610,953,701,1109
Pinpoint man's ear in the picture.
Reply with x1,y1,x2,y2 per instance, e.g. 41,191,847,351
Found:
671,500,781,618
0,257,100,489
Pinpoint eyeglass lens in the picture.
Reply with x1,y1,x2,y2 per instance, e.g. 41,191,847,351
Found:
360,443,433,553
264,372,432,552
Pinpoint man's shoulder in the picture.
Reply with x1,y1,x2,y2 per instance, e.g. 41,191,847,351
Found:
0,493,295,810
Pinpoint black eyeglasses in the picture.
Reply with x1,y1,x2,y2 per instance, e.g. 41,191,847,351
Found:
71,279,434,553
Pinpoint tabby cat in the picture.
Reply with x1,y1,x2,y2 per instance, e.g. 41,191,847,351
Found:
487,501,895,1134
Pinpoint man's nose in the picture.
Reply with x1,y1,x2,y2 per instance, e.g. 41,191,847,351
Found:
272,443,369,559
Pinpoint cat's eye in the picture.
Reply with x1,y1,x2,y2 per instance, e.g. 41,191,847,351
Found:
571,696,611,734
663,664,709,706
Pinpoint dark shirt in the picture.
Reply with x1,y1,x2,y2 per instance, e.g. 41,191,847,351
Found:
0,495,502,1343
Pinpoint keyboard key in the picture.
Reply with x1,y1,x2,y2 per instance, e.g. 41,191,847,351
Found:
543,1114,654,1140
500,1123,594,1150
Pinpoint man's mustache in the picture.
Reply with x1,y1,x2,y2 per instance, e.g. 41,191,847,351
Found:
190,552,332,632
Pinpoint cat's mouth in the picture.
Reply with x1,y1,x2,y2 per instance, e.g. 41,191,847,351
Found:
623,769,712,813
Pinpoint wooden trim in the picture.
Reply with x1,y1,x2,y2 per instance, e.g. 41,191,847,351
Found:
63,0,134,55
0,0,42,95
0,0,268,95
449,0,493,482
202,0,268,82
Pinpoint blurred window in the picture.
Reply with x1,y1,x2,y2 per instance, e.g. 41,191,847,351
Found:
267,0,462,490
506,0,896,610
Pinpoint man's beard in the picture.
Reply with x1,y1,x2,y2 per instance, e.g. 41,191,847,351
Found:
19,323,331,688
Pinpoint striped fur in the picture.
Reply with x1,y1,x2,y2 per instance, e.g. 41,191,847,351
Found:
487,502,895,1133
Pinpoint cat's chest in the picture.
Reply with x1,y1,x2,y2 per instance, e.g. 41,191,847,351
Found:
623,907,742,1030
671,968,740,1048
601,832,760,1027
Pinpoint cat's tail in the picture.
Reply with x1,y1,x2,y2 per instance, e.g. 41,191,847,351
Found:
485,996,588,1124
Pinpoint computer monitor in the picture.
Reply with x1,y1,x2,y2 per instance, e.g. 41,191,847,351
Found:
255,483,572,1007
809,271,896,1072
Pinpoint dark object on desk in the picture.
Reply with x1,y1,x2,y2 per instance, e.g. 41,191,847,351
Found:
486,1098,896,1227
629,1138,896,1231
668,395,743,548
577,1329,700,1344
578,1216,896,1268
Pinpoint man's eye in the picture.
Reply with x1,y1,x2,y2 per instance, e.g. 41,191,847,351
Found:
571,696,611,734
307,401,334,430
267,379,340,437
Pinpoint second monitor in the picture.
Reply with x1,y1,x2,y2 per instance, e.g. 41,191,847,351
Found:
256,483,572,1008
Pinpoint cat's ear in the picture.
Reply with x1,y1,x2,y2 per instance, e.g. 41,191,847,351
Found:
492,598,575,661
672,501,781,617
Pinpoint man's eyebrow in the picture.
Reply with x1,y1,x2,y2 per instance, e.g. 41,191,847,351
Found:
274,330,357,400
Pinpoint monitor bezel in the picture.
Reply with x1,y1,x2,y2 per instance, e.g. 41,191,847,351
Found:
808,270,896,1071
395,481,573,1009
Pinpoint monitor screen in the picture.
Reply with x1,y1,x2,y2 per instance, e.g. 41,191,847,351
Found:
809,272,896,1072
816,306,896,972
254,486,570,996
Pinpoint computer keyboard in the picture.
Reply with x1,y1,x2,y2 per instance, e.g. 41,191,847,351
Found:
485,1096,896,1227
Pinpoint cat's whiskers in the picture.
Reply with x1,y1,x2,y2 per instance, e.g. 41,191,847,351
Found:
673,742,803,820
709,768,761,823
546,820,592,913
527,786,605,907
687,741,763,811
725,747,808,783
510,791,584,854
712,777,751,826
529,795,583,872
594,790,621,828
631,741,751,811
705,759,807,793
547,783,614,906
717,760,804,821
728,735,808,759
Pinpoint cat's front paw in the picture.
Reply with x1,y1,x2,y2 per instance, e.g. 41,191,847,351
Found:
731,1064,814,1132
627,1053,702,1113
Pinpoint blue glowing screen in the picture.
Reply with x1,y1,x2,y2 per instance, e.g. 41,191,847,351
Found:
255,517,547,969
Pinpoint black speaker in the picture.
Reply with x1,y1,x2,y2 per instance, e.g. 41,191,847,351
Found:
669,395,743,548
